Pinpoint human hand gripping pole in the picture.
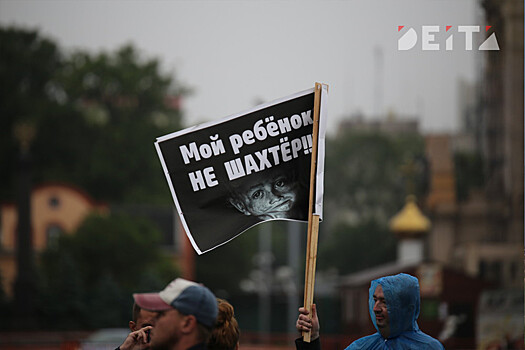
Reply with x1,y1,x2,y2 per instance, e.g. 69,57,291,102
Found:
302,83,324,342
296,304,320,341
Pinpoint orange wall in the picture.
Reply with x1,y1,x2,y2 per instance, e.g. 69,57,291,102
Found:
0,183,107,296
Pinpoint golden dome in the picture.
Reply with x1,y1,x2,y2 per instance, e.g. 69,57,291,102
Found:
389,195,431,237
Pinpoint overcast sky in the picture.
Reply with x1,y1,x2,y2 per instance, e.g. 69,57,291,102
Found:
0,0,483,134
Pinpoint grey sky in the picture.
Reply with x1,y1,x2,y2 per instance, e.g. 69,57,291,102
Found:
0,0,483,134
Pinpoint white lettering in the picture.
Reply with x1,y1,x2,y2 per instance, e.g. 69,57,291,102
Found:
253,119,268,141
224,158,246,180
210,137,226,155
244,154,259,175
267,120,279,137
255,150,272,170
290,114,302,129
189,170,206,191
199,143,212,159
301,110,313,126
422,26,440,51
291,138,302,159
229,134,243,155
458,25,480,50
278,118,292,134
203,167,218,187
268,145,280,165
180,142,201,165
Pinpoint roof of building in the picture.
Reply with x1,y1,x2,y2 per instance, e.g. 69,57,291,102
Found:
389,195,431,237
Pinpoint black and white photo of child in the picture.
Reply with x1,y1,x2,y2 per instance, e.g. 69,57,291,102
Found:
227,164,308,221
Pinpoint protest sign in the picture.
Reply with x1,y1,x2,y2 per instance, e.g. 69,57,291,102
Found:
155,86,327,254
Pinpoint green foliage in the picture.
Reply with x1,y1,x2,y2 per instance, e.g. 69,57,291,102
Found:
89,273,127,328
37,214,179,329
323,131,425,227
0,26,184,329
60,46,174,114
0,27,185,204
45,45,184,203
318,130,425,274
37,252,87,329
269,222,299,267
196,227,258,296
318,220,397,275
1,26,430,331
0,27,62,201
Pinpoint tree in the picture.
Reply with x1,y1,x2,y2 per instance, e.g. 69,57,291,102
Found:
318,220,397,275
318,130,426,274
0,26,186,204
40,44,185,203
0,27,62,201
196,227,258,296
37,251,87,329
322,130,425,228
37,213,178,329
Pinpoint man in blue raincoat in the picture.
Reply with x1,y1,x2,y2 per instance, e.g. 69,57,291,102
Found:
295,273,444,350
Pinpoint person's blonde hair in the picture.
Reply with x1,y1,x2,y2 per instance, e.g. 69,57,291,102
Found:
208,298,240,350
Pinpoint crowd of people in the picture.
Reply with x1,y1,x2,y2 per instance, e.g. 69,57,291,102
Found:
116,273,443,350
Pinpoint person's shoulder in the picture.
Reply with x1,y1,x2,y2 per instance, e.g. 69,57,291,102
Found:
344,333,382,350
424,337,444,350
419,340,445,350
410,331,444,350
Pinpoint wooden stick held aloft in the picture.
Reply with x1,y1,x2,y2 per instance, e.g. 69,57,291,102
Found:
302,83,324,342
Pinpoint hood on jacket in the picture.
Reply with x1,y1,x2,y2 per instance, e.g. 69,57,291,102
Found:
368,273,420,338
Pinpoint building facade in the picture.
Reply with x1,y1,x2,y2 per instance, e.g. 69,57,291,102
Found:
0,183,108,296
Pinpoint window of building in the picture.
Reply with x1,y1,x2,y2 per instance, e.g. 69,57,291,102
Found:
48,195,60,209
479,259,503,285
478,260,487,280
490,261,503,285
46,224,64,248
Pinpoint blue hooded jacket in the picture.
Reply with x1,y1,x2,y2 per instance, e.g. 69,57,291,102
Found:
345,273,444,350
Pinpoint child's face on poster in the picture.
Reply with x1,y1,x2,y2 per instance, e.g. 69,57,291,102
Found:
229,172,298,220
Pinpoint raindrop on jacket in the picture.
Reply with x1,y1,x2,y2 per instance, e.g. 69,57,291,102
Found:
345,273,444,350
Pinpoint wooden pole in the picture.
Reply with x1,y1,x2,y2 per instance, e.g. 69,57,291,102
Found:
302,83,323,342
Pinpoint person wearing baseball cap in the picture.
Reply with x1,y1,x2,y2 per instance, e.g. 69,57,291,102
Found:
130,278,219,350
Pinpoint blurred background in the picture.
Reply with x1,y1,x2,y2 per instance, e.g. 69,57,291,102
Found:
0,1,522,350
